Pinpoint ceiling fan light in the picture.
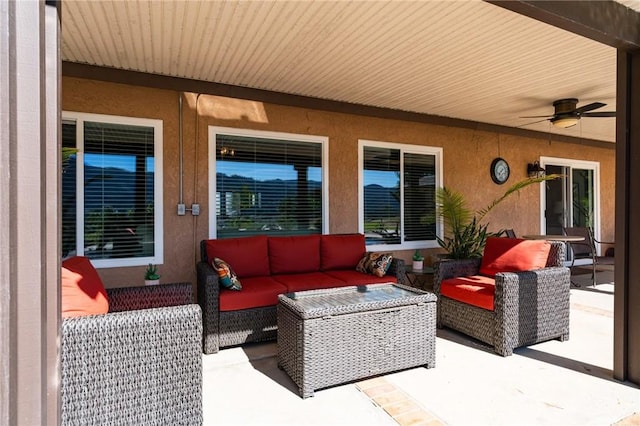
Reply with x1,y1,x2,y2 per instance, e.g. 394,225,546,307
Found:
551,116,578,128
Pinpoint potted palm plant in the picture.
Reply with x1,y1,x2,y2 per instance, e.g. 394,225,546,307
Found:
436,175,560,259
144,263,160,285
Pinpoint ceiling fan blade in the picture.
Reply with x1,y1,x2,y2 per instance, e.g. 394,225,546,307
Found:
517,118,549,127
575,102,606,114
519,115,553,119
581,111,616,117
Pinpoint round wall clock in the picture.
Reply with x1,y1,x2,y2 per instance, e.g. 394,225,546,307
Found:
490,157,510,184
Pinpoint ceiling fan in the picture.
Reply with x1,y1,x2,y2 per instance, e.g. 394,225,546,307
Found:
520,98,616,128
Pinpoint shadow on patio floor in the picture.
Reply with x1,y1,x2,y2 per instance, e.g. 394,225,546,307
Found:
202,272,639,426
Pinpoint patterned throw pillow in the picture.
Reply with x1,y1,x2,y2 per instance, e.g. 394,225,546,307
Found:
356,252,393,277
212,258,242,290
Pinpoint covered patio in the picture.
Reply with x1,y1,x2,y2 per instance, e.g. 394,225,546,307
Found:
3,1,640,424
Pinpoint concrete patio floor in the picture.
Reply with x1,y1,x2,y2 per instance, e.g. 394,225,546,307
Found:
202,269,639,425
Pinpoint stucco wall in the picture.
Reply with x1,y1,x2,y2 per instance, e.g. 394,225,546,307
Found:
62,77,615,287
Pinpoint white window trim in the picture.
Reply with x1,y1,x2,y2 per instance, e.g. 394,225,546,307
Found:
538,156,601,243
208,126,329,238
62,111,164,268
358,139,443,251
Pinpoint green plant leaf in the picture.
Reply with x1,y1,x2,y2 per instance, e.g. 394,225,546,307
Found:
476,174,562,221
435,174,562,259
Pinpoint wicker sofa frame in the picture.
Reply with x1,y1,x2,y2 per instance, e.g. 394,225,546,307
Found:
196,241,407,354
61,283,203,425
433,241,570,356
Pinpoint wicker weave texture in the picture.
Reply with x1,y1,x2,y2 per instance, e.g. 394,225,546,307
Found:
277,284,436,398
219,306,278,348
61,305,203,425
107,282,194,312
433,242,570,356
196,255,407,354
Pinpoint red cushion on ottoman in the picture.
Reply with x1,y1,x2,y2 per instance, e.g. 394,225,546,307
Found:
321,234,366,270
268,235,321,274
479,237,551,278
441,275,496,311
61,256,109,318
205,235,270,278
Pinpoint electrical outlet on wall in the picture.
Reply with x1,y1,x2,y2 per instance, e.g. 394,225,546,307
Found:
177,204,186,215
192,204,200,216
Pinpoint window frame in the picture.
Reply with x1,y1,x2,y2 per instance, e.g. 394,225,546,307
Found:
358,139,443,251
62,111,164,268
208,126,329,239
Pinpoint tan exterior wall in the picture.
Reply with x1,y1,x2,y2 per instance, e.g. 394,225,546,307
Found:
62,77,616,288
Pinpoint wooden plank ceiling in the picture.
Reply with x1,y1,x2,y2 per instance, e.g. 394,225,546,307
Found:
61,0,637,143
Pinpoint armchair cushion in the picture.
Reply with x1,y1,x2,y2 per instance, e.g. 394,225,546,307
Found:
440,275,496,311
61,256,109,318
479,237,551,278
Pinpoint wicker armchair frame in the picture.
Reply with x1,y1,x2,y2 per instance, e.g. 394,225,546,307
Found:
197,240,407,354
61,283,203,425
433,242,570,356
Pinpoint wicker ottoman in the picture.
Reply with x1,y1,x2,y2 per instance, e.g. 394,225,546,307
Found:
277,283,437,398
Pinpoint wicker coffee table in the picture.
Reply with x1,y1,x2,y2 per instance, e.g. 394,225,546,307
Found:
277,283,437,398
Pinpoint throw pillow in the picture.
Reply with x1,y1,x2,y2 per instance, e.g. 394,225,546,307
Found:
61,256,110,318
212,258,242,290
356,252,393,277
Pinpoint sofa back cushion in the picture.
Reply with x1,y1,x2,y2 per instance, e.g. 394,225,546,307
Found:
61,256,109,318
205,235,270,278
268,235,321,274
479,237,551,278
321,234,366,270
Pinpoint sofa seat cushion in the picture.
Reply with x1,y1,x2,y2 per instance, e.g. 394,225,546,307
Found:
325,269,397,285
61,256,109,318
205,235,270,278
440,275,496,311
268,235,321,274
273,272,349,292
479,237,551,278
219,277,287,311
321,234,366,270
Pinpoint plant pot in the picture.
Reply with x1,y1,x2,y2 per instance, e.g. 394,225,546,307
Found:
412,260,424,271
145,279,160,286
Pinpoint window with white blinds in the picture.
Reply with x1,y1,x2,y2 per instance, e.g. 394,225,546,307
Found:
209,127,327,239
360,141,442,250
62,112,163,268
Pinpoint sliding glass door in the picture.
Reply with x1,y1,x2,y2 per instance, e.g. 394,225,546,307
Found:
540,157,600,239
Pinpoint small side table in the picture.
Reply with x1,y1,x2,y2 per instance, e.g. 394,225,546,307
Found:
404,265,434,291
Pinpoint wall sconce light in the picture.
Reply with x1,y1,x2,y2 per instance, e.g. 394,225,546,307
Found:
527,161,546,178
